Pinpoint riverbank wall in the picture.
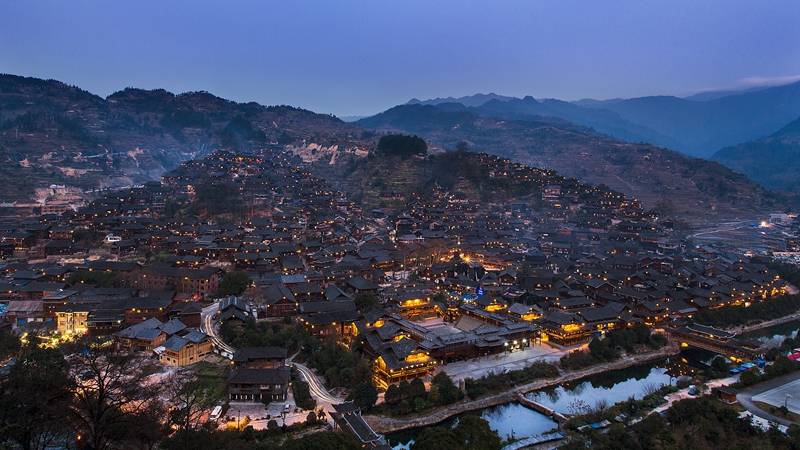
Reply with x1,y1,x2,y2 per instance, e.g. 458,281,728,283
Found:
365,344,680,433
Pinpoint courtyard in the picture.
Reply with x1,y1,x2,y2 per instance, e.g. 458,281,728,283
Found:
441,342,573,382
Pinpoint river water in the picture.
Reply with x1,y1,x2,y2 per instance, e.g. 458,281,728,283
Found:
740,319,800,348
390,324,800,448
387,355,701,449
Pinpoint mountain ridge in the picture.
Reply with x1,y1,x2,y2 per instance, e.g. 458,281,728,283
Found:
0,73,363,202
405,81,800,157
712,116,800,192
358,103,791,221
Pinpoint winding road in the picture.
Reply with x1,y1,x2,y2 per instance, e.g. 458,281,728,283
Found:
201,302,235,356
201,300,343,406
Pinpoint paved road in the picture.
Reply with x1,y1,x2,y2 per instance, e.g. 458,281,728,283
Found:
202,300,342,408
687,220,756,240
651,376,738,415
753,378,800,414
201,302,235,356
291,361,343,405
737,371,800,427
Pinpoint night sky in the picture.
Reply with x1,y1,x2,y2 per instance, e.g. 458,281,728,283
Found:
2,0,799,116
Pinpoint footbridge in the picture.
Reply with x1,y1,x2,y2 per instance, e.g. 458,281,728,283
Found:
516,393,569,423
669,324,763,360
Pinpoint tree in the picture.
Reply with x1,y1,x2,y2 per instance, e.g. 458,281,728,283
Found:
412,426,464,450
766,356,797,377
454,416,502,450
384,384,401,405
431,371,462,405
376,134,427,158
267,419,279,431
69,340,167,450
166,369,222,450
710,356,730,373
306,411,318,425
292,377,316,410
282,431,361,450
0,327,20,360
67,270,122,288
217,271,251,296
0,345,72,450
349,382,378,410
408,378,427,399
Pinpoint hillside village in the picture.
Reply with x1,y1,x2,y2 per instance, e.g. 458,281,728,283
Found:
1,136,797,447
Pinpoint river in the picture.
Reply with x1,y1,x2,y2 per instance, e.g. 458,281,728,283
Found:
740,318,800,348
387,354,704,449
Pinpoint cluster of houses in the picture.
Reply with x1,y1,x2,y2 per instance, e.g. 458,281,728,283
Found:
0,148,791,391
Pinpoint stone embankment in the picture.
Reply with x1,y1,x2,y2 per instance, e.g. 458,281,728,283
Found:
364,344,680,433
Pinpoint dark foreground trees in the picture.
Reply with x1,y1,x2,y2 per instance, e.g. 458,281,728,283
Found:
376,134,427,157
0,344,73,450
561,397,800,450
0,336,365,450
412,415,501,450
69,342,168,450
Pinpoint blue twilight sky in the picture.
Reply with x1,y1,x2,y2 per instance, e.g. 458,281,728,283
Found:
1,0,799,116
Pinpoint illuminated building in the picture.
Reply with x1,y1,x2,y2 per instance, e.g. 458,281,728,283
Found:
394,291,440,320
55,305,89,335
541,311,592,345
158,330,213,366
370,337,438,390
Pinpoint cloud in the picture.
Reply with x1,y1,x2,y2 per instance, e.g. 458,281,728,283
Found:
737,74,800,87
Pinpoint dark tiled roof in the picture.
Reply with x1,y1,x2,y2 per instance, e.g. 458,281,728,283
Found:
227,367,290,385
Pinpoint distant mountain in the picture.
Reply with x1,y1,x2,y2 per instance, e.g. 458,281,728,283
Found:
408,93,515,108
408,82,800,158
712,117,800,192
472,96,682,149
579,82,800,157
682,85,771,102
338,115,366,122
0,74,361,201
358,104,790,221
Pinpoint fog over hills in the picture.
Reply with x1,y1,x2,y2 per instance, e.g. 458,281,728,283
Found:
406,81,800,158
359,103,791,220
0,72,793,221
0,73,363,201
713,116,800,192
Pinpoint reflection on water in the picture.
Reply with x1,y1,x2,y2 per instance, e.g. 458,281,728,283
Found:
387,405,559,449
740,319,800,347
480,403,559,441
388,355,716,449
389,361,676,448
527,366,674,415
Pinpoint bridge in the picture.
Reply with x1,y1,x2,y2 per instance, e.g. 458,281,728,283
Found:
502,431,565,450
331,402,390,449
669,324,763,360
516,393,569,423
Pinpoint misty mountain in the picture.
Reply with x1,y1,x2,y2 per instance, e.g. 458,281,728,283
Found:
359,104,790,221
408,82,800,158
0,74,361,201
579,81,800,157
408,93,516,108
712,117,800,192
